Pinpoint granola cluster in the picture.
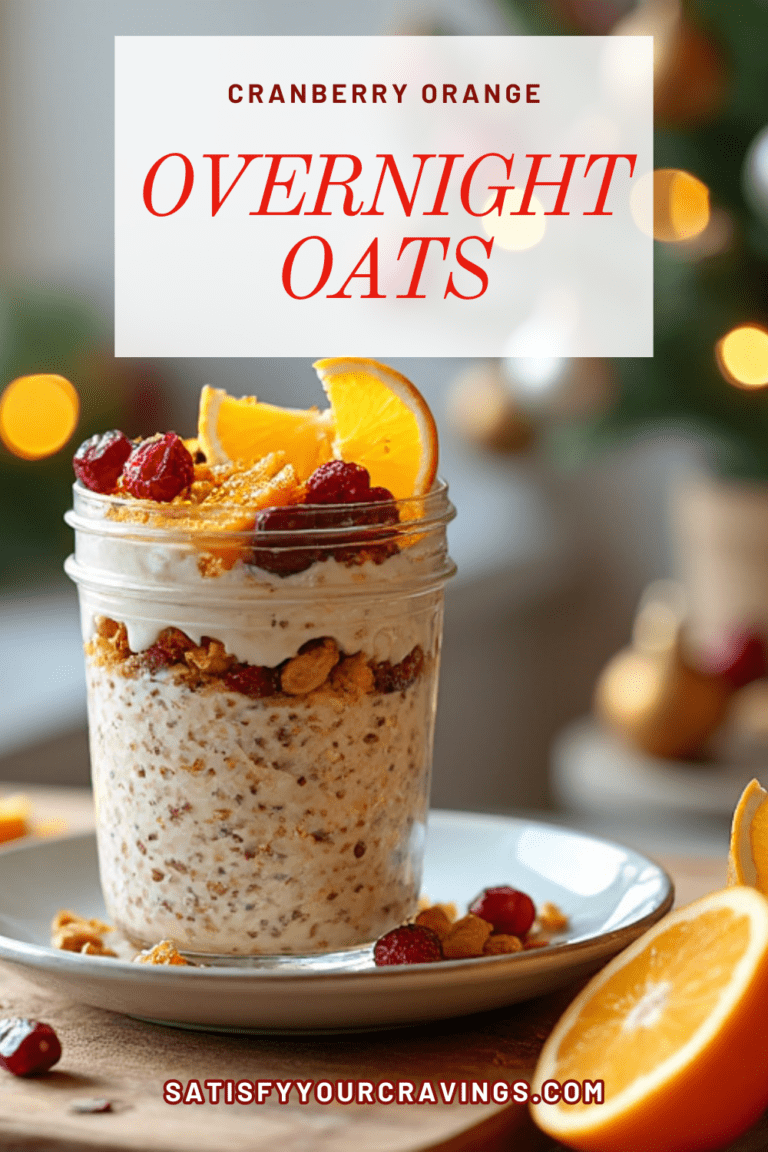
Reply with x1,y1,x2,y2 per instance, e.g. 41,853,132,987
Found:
374,895,570,965
85,617,424,704
414,900,569,958
51,911,116,957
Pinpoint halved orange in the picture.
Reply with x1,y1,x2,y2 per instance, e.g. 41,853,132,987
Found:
531,886,768,1151
313,358,438,500
197,386,332,481
727,777,768,889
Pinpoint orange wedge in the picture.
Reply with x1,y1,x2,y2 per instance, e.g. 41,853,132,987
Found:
530,886,768,1152
197,386,332,481
313,358,438,500
727,777,768,889
0,794,30,844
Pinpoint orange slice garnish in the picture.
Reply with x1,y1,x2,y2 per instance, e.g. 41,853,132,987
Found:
313,358,438,500
197,386,332,481
531,886,768,1151
728,778,768,889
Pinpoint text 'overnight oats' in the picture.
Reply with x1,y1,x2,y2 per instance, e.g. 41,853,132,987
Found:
66,359,455,958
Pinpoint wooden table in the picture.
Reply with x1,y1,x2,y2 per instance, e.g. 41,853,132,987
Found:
0,787,759,1152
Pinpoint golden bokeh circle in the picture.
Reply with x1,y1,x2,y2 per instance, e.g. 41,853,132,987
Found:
0,374,80,459
631,169,710,242
716,326,768,390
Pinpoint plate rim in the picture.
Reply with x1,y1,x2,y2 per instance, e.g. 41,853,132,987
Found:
0,811,674,984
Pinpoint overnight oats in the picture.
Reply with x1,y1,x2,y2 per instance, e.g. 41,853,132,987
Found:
65,359,455,959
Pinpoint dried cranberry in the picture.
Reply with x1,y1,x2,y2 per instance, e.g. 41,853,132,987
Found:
701,629,768,690
373,924,443,966
305,461,371,505
223,663,280,699
142,627,196,672
468,887,536,938
121,433,194,502
73,430,132,494
373,646,424,694
0,1019,61,1076
251,505,321,576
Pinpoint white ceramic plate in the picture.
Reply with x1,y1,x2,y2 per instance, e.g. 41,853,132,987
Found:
0,811,672,1032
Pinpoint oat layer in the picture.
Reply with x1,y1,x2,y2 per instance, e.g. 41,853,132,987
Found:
87,651,435,955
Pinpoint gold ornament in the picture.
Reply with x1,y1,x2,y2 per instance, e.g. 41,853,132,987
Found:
594,640,730,760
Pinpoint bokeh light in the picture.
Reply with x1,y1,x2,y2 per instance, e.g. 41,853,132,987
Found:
631,169,710,242
482,189,547,251
0,374,80,459
716,326,768,390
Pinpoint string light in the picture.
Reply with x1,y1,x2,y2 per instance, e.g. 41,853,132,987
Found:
0,374,80,459
716,326,768,390
481,189,547,251
631,169,710,242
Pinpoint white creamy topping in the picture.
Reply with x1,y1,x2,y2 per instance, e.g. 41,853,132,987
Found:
74,531,439,666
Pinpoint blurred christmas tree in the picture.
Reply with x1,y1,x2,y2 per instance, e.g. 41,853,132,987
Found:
497,0,768,481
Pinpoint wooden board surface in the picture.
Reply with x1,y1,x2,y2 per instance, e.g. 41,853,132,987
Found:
0,789,750,1151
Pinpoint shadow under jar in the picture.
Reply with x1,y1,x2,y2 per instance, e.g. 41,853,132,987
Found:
65,483,455,962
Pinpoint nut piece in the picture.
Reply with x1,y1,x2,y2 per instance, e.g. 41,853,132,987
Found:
133,940,191,966
87,618,131,666
330,652,375,694
415,906,453,941
483,934,523,955
281,638,339,696
523,935,550,950
185,639,235,676
51,910,115,956
441,914,493,960
80,940,117,958
537,901,569,932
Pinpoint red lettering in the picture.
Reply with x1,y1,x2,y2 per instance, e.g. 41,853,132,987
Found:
306,154,363,217
313,84,326,103
443,84,457,103
462,84,479,104
352,84,366,103
372,84,386,103
422,84,437,103
282,237,333,299
280,236,331,299
143,153,194,216
327,238,384,298
250,154,311,216
291,84,306,103
228,84,242,103
444,236,494,299
361,154,435,217
583,154,637,215
506,84,520,103
526,83,540,103
269,84,285,104
514,153,584,216
249,84,263,104
333,84,346,103
423,154,463,216
396,236,449,298
459,153,514,216
204,154,261,217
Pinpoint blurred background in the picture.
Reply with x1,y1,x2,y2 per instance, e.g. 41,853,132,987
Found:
3,0,768,858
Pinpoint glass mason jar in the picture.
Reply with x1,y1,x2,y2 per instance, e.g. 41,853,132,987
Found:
65,482,455,960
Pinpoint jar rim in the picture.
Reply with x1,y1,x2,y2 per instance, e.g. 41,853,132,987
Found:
66,477,455,544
